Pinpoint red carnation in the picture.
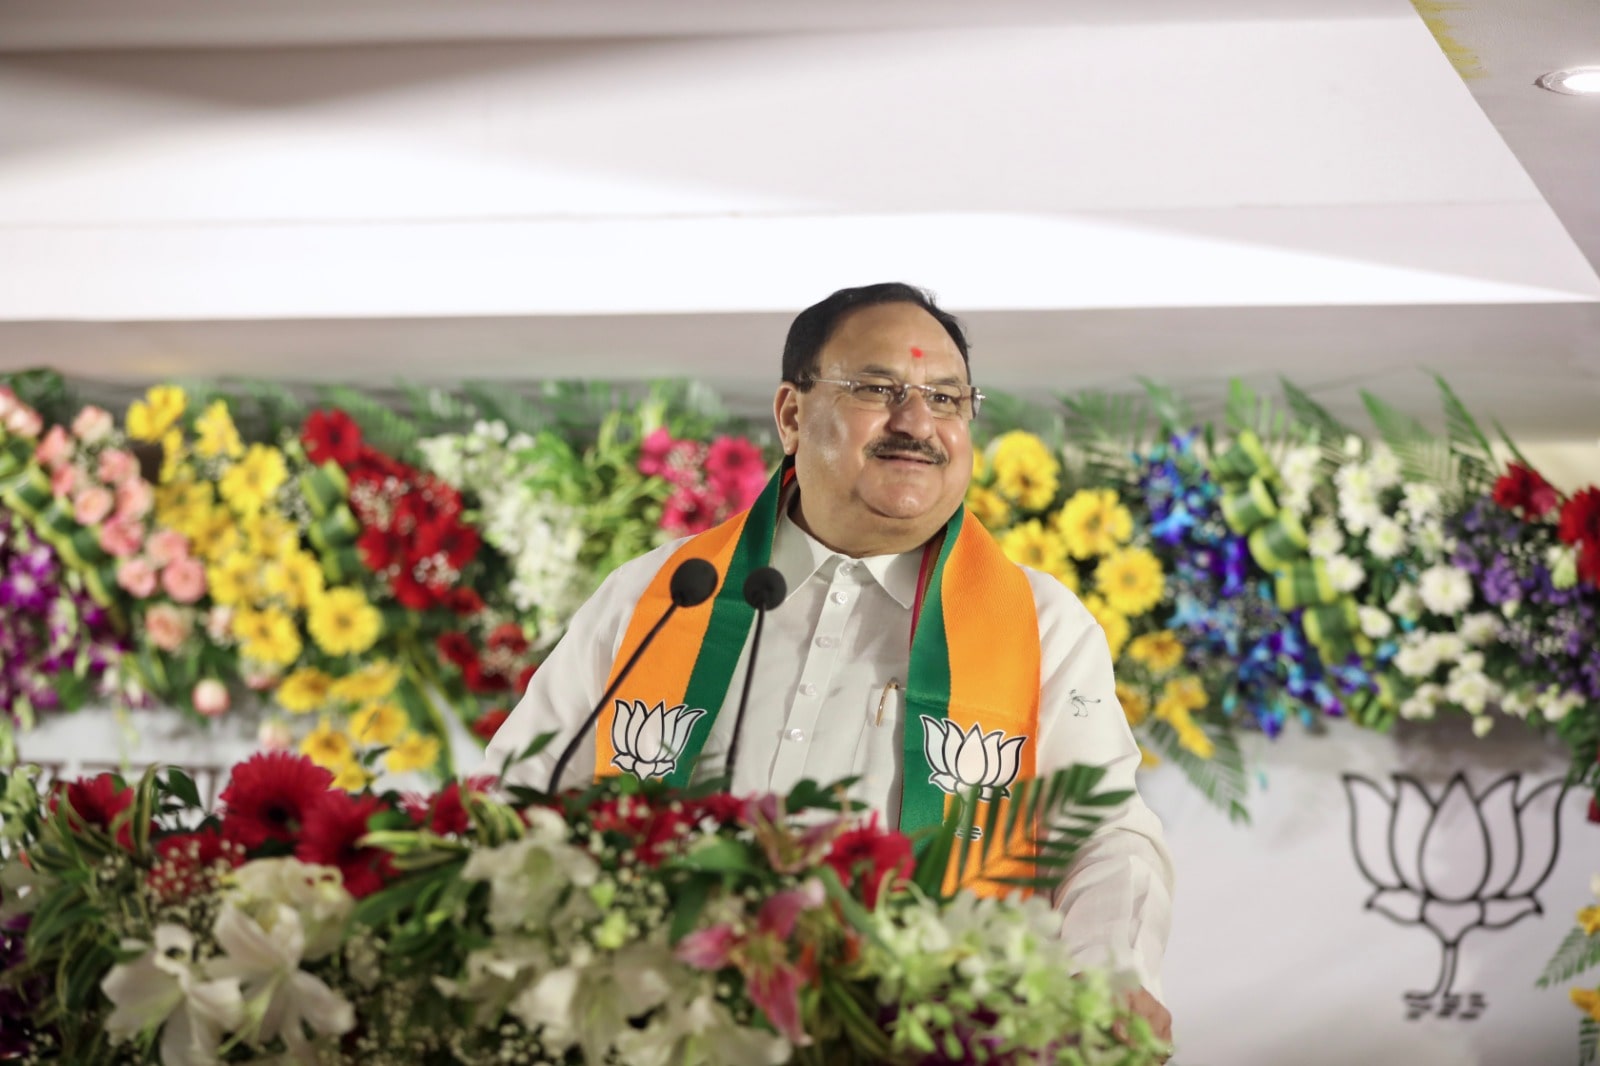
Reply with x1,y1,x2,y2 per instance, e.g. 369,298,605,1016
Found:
295,790,394,899
218,752,336,850
486,623,529,656
471,708,510,741
1558,488,1600,548
1492,462,1561,518
436,631,477,668
462,658,508,694
446,588,485,616
302,409,364,469
357,527,403,574
404,782,471,837
825,817,914,908
55,773,136,848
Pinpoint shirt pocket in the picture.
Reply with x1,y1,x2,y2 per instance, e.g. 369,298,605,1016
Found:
851,680,905,812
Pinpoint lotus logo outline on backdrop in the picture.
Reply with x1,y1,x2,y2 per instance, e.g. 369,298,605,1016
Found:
1343,771,1566,1021
920,717,1026,801
609,699,706,780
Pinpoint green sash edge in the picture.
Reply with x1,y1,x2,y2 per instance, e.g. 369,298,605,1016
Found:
899,506,963,835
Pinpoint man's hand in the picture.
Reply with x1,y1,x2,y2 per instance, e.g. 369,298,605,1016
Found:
1127,986,1171,1042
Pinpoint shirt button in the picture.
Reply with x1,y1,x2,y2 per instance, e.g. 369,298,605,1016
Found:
799,683,817,697
815,635,836,648
832,591,849,604
838,560,856,575
785,727,805,742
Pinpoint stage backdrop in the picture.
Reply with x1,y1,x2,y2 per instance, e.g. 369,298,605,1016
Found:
15,708,1595,1066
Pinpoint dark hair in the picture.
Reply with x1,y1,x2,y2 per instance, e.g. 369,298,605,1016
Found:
781,282,970,387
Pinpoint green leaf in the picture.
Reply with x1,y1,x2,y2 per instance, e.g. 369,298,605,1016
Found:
1138,377,1195,434
1360,390,1463,492
669,876,714,943
1537,926,1600,988
1432,373,1496,494
1143,718,1251,824
1278,377,1352,468
164,768,202,810
815,863,889,953
1057,390,1150,486
674,837,760,875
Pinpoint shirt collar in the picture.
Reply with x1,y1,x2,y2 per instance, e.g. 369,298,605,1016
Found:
771,509,922,610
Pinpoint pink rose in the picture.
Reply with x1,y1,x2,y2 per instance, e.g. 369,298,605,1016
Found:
192,679,230,718
116,557,158,598
97,448,138,487
161,556,206,604
3,405,42,439
145,603,193,651
146,529,190,568
71,406,114,445
50,463,77,499
205,605,235,643
98,516,143,558
73,485,115,526
257,719,294,751
34,425,72,471
114,478,154,522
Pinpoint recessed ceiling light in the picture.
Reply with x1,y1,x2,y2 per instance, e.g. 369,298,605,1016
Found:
1536,67,1600,95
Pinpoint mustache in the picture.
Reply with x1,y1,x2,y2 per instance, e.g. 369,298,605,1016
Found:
867,438,946,464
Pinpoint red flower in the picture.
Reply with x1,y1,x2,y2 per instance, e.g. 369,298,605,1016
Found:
404,782,471,836
689,793,747,826
1493,463,1561,518
1580,540,1600,589
357,527,403,573
295,791,394,899
706,437,768,505
302,409,364,468
149,827,242,901
218,752,336,850
436,631,477,668
661,488,721,536
392,569,440,610
486,623,529,656
1558,488,1600,548
416,517,480,571
55,773,135,848
471,708,510,741
446,588,485,616
824,816,913,908
462,659,508,694
516,664,538,693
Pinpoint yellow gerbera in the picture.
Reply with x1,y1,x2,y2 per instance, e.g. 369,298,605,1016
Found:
234,607,303,666
1081,594,1130,661
1573,988,1600,1024
219,444,289,515
1094,547,1166,617
264,552,325,610
972,449,988,482
329,661,402,705
331,761,373,793
276,667,334,714
999,520,1068,575
1159,675,1208,714
989,431,1059,512
1057,488,1134,560
1116,681,1150,727
207,553,259,607
195,512,243,565
161,428,186,485
194,400,244,461
244,513,299,562
350,702,408,746
300,721,355,772
385,733,441,774
126,385,187,442
1128,631,1186,674
965,486,1011,530
308,587,383,657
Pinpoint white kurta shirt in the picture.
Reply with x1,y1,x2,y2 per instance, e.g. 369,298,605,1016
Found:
482,512,1175,995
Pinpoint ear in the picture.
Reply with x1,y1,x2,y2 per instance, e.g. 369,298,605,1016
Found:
773,383,802,456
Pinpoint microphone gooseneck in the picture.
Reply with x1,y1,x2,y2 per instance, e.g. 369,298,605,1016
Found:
724,566,788,787
545,558,719,793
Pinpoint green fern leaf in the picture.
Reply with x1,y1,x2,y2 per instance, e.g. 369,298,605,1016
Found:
1058,391,1150,485
320,385,420,459
1138,377,1194,434
1537,927,1600,988
1279,377,1353,467
1581,1017,1596,1066
1360,391,1466,491
1432,374,1496,494
1143,718,1251,824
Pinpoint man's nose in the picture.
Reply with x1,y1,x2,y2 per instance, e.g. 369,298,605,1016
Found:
885,388,937,436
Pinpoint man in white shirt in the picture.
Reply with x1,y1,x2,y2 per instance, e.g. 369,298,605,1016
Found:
483,282,1175,1042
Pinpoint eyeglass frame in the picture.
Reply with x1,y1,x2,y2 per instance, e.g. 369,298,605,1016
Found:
802,376,985,421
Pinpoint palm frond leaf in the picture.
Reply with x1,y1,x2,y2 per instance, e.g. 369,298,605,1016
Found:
1138,377,1195,434
1492,416,1536,472
975,389,1063,449
1058,390,1151,486
1224,379,1303,464
1537,926,1600,988
319,384,421,459
1143,718,1251,824
398,382,480,435
1432,374,1497,494
1581,1017,1597,1066
1360,391,1464,492
1278,377,1353,468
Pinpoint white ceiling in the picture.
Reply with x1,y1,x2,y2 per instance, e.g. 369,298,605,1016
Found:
0,0,1596,439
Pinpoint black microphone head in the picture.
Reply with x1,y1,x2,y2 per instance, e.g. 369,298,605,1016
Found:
742,567,788,611
670,558,720,607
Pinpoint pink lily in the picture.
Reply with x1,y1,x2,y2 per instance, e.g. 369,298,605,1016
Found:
741,796,849,875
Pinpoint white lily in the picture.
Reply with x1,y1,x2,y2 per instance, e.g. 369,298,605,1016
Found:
103,925,244,1066
205,902,354,1059
512,941,677,1061
462,809,600,933
225,858,353,961
615,989,792,1066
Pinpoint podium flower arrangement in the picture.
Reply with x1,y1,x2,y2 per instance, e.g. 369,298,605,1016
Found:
0,750,1168,1065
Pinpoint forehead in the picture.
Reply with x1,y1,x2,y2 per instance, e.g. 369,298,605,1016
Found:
818,302,968,381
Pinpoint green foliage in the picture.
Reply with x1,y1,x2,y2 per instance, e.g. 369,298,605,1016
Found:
1360,390,1471,496
318,384,421,459
0,368,77,427
1537,926,1600,989
1144,718,1251,825
1278,377,1353,468
1057,389,1155,486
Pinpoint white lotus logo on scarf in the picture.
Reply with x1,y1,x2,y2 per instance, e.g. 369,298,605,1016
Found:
610,700,705,779
919,717,1026,801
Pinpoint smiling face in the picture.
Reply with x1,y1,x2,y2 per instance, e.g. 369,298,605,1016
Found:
773,301,975,557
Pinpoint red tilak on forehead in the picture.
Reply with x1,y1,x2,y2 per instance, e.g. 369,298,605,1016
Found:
910,346,924,358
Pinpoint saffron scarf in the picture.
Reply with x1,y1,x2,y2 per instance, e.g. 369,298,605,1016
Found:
594,460,1042,895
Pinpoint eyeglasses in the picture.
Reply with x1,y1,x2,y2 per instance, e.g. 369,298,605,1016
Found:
808,377,984,421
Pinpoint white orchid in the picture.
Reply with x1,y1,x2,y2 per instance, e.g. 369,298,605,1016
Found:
920,718,1026,800
1418,564,1474,616
205,903,355,1059
224,858,353,962
102,925,244,1066
610,700,706,779
462,810,601,933
615,989,793,1066
511,941,678,1062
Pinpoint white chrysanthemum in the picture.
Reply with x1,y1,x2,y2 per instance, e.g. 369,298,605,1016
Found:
1459,612,1502,647
1308,517,1344,560
1387,584,1423,621
1446,669,1497,715
1358,606,1394,640
1366,445,1403,491
1536,686,1584,723
1280,446,1321,510
1499,690,1533,719
1400,683,1441,720
1366,518,1407,561
1425,632,1466,662
1401,483,1442,525
1343,434,1365,459
1418,564,1473,616
1471,715,1495,737
1394,639,1440,679
1338,491,1382,536
1324,554,1366,594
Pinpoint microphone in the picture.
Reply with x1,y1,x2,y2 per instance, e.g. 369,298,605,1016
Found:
723,566,788,787
545,557,719,793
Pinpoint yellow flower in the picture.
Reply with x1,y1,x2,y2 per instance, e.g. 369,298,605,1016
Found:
1057,488,1134,560
300,721,355,772
245,513,299,562
1082,594,1130,661
1159,676,1209,714
160,428,185,484
194,400,244,461
309,587,382,657
1579,904,1600,937
1117,681,1150,727
232,606,302,666
264,552,325,610
208,553,259,607
965,486,1011,530
1573,987,1600,1023
1176,722,1215,759
331,761,373,793
989,432,1059,512
385,733,441,774
1138,746,1162,769
972,450,988,482
999,520,1068,575
126,385,187,442
350,702,408,746
191,508,241,563
1049,562,1081,596
276,667,334,714
1128,631,1186,674
329,661,402,705
1095,547,1165,617
219,444,288,514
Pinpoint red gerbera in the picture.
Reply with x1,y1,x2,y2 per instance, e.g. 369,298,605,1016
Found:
415,517,480,571
392,568,440,610
706,437,768,507
357,526,403,574
54,773,135,848
446,588,486,616
470,707,510,741
301,409,364,469
1558,488,1600,548
824,816,914,908
403,782,471,837
295,791,394,899
436,631,477,668
218,752,336,851
462,659,509,694
1492,462,1561,518
1579,539,1600,589
486,623,529,656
